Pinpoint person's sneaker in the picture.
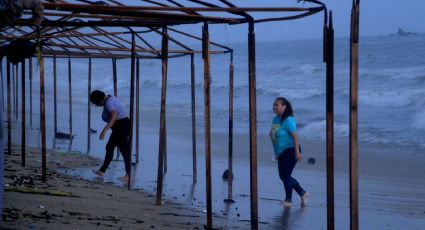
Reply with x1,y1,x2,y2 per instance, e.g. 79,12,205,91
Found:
92,169,104,176
283,201,292,207
301,192,309,205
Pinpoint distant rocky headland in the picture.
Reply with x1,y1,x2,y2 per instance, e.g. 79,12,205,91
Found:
394,28,417,36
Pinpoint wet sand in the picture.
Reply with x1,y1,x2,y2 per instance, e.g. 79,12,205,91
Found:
2,146,251,229
2,130,425,229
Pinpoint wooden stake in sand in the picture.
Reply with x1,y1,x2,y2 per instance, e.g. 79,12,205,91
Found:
21,59,26,167
202,22,213,229
156,27,168,205
349,1,360,229
248,20,259,230
87,58,92,154
190,54,197,184
326,10,335,230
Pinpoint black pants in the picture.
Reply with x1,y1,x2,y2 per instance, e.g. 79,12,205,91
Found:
278,146,305,202
100,118,131,175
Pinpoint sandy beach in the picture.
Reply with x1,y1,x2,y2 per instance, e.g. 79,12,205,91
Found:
1,146,251,230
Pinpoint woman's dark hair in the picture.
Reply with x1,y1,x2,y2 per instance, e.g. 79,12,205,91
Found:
275,97,294,123
90,90,105,106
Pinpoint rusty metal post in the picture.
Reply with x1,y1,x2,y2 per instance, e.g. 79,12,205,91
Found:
326,11,335,230
190,54,197,184
128,31,136,189
113,58,117,97
227,52,234,202
6,58,11,155
87,58,92,154
135,57,140,163
21,59,26,167
29,58,33,127
156,27,168,205
12,64,15,120
68,57,73,139
39,48,47,182
248,21,259,230
349,1,360,229
14,64,18,120
164,116,167,173
112,58,120,160
202,22,213,229
1,60,4,111
53,56,57,135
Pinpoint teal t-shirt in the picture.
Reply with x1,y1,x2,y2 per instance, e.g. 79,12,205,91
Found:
270,116,296,156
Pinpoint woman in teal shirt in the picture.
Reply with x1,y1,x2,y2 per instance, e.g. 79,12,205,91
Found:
270,97,308,207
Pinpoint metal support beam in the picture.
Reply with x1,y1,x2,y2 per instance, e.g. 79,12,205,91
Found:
21,60,26,167
248,21,258,230
87,58,92,154
226,52,234,202
40,48,47,182
68,57,73,140
53,56,58,135
128,31,136,189
6,59,11,155
349,1,360,229
202,22,213,229
326,10,335,230
190,54,197,184
135,58,140,163
156,27,169,205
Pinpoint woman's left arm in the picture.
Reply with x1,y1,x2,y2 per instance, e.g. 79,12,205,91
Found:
291,131,302,161
100,110,117,140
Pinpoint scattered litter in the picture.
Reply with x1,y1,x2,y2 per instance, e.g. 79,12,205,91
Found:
55,132,73,139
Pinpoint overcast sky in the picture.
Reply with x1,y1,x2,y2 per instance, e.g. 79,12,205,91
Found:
195,0,425,43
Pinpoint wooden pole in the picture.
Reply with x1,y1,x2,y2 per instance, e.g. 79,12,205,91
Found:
349,1,360,229
39,46,47,182
127,31,136,189
12,64,16,120
29,58,33,128
113,58,120,161
68,57,73,140
87,58,92,154
113,58,118,97
14,64,18,120
53,56,58,135
156,27,168,205
1,60,4,111
326,11,335,230
227,53,234,201
190,54,197,184
248,21,259,230
202,22,213,229
135,57,140,163
6,58,11,155
21,59,26,167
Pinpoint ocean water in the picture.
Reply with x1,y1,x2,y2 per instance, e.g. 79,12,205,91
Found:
2,34,425,150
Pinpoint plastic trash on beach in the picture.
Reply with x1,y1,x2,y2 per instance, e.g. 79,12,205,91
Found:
55,132,73,139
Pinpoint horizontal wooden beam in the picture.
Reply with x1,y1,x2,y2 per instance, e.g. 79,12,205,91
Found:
42,3,241,24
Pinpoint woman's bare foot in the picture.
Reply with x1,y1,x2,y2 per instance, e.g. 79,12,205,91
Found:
92,169,104,176
301,192,309,205
283,201,292,207
118,174,129,181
